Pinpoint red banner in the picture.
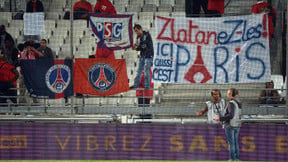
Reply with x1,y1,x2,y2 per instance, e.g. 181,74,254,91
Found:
74,58,129,96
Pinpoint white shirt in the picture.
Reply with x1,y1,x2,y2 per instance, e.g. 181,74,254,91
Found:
206,98,226,124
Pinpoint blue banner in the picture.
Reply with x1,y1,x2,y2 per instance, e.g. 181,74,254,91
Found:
20,59,73,99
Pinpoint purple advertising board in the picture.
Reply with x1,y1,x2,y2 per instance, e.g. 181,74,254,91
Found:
0,123,287,160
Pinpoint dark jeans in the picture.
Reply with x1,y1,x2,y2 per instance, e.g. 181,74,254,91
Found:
225,125,240,160
0,82,17,105
185,0,221,17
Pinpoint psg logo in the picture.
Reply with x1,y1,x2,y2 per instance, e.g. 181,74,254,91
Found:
45,65,71,93
88,64,116,91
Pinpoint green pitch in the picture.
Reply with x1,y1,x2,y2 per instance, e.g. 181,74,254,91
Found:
0,160,231,162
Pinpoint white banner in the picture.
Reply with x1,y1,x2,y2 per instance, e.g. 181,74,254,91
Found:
23,12,45,35
89,14,133,50
153,14,271,84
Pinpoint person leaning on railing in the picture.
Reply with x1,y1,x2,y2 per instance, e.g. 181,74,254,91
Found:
259,80,280,105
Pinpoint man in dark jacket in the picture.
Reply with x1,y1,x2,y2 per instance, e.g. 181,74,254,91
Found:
26,0,44,12
130,24,154,90
0,25,15,52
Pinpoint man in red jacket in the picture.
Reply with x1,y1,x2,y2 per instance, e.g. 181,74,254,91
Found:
73,0,92,20
0,50,19,105
207,0,225,17
93,0,117,59
251,0,277,39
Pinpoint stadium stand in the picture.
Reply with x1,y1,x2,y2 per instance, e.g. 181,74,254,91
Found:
0,1,287,162
0,0,286,122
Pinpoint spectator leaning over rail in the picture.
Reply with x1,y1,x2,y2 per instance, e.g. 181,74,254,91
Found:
130,24,154,90
0,49,19,106
215,88,242,161
259,80,280,105
196,89,226,124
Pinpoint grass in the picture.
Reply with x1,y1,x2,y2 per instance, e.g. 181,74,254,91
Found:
0,160,224,162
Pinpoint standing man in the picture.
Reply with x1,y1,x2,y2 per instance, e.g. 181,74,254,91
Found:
93,0,117,59
0,25,15,52
196,89,226,124
186,0,208,17
251,0,277,39
185,0,224,17
26,0,44,12
215,88,242,161
37,39,54,59
25,0,44,43
130,24,154,90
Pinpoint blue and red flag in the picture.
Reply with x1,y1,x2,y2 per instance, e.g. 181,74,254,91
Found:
74,58,129,96
89,14,133,50
20,59,73,99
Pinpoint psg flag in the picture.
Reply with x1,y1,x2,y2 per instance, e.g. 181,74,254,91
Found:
20,59,73,99
74,58,129,96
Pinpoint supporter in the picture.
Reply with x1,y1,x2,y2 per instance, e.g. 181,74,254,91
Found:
130,24,154,90
37,39,54,59
18,41,43,104
3,37,18,67
186,0,207,17
73,0,92,20
26,0,44,12
207,0,225,17
94,0,116,14
93,0,116,59
251,0,277,39
0,49,19,106
25,0,44,42
20,41,43,60
215,88,242,161
196,89,226,124
259,80,280,104
185,0,223,17
0,25,15,52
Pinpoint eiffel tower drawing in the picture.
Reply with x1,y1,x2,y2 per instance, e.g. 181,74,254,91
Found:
52,68,66,92
184,45,212,83
95,67,111,88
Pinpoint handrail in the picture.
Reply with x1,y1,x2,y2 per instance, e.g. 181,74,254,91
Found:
131,118,288,124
